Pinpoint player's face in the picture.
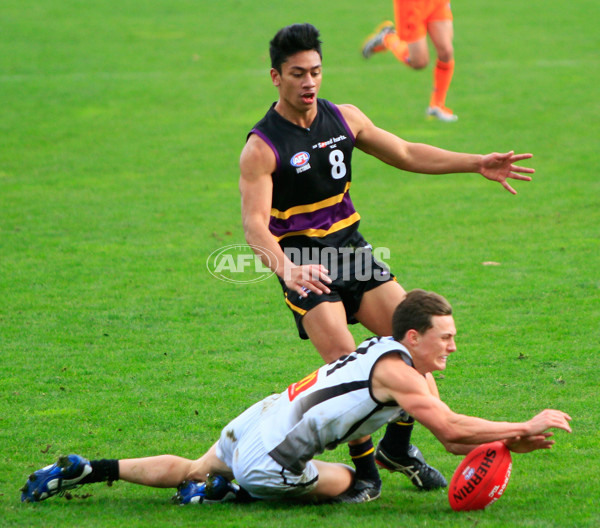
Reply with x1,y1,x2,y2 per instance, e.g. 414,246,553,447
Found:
414,315,457,372
271,50,322,112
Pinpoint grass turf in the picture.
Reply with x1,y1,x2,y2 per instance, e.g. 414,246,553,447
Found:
1,0,598,526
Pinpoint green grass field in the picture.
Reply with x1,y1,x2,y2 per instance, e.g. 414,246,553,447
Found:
1,0,599,526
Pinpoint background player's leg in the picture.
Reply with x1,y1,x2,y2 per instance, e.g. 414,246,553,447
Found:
427,20,456,120
405,38,430,69
391,0,429,69
428,19,454,63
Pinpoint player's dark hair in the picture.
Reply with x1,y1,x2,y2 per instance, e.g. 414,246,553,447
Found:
392,290,453,341
270,23,323,72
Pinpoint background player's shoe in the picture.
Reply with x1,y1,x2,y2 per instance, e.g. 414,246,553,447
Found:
426,106,458,122
20,454,92,502
332,478,381,503
172,475,240,505
362,21,395,59
375,443,447,490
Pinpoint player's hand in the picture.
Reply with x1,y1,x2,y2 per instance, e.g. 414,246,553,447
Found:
526,409,572,436
480,151,535,194
284,264,332,297
504,433,556,453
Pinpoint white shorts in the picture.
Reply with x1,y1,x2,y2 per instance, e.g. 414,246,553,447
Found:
215,397,319,500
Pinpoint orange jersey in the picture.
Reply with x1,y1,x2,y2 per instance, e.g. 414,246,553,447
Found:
393,0,453,42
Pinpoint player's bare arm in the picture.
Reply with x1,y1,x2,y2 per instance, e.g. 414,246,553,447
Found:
424,372,441,398
371,355,571,454
337,104,534,193
239,135,331,297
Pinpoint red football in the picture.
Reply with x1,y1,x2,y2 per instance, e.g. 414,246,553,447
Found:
448,441,512,511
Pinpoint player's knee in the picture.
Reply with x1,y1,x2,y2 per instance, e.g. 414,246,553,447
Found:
409,56,429,70
437,46,454,63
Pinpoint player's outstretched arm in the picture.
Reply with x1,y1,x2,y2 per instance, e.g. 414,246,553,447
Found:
337,104,534,194
372,356,571,454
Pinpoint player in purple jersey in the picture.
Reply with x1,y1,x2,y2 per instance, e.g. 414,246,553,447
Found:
239,23,535,502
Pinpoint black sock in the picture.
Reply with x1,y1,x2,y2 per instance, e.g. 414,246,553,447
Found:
235,486,256,503
80,459,120,484
348,439,381,484
380,417,415,458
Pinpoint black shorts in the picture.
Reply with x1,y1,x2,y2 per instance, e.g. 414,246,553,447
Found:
278,242,396,340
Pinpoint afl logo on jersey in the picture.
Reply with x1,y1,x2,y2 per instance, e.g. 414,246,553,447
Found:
291,151,310,167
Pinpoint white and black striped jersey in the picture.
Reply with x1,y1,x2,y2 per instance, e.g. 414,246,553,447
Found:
259,336,413,474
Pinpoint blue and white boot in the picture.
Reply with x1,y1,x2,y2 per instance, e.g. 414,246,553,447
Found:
172,474,240,505
21,454,92,502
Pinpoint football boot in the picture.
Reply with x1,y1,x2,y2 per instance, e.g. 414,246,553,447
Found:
426,106,458,122
332,478,381,503
375,442,447,490
20,454,92,502
172,474,240,505
362,21,395,59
